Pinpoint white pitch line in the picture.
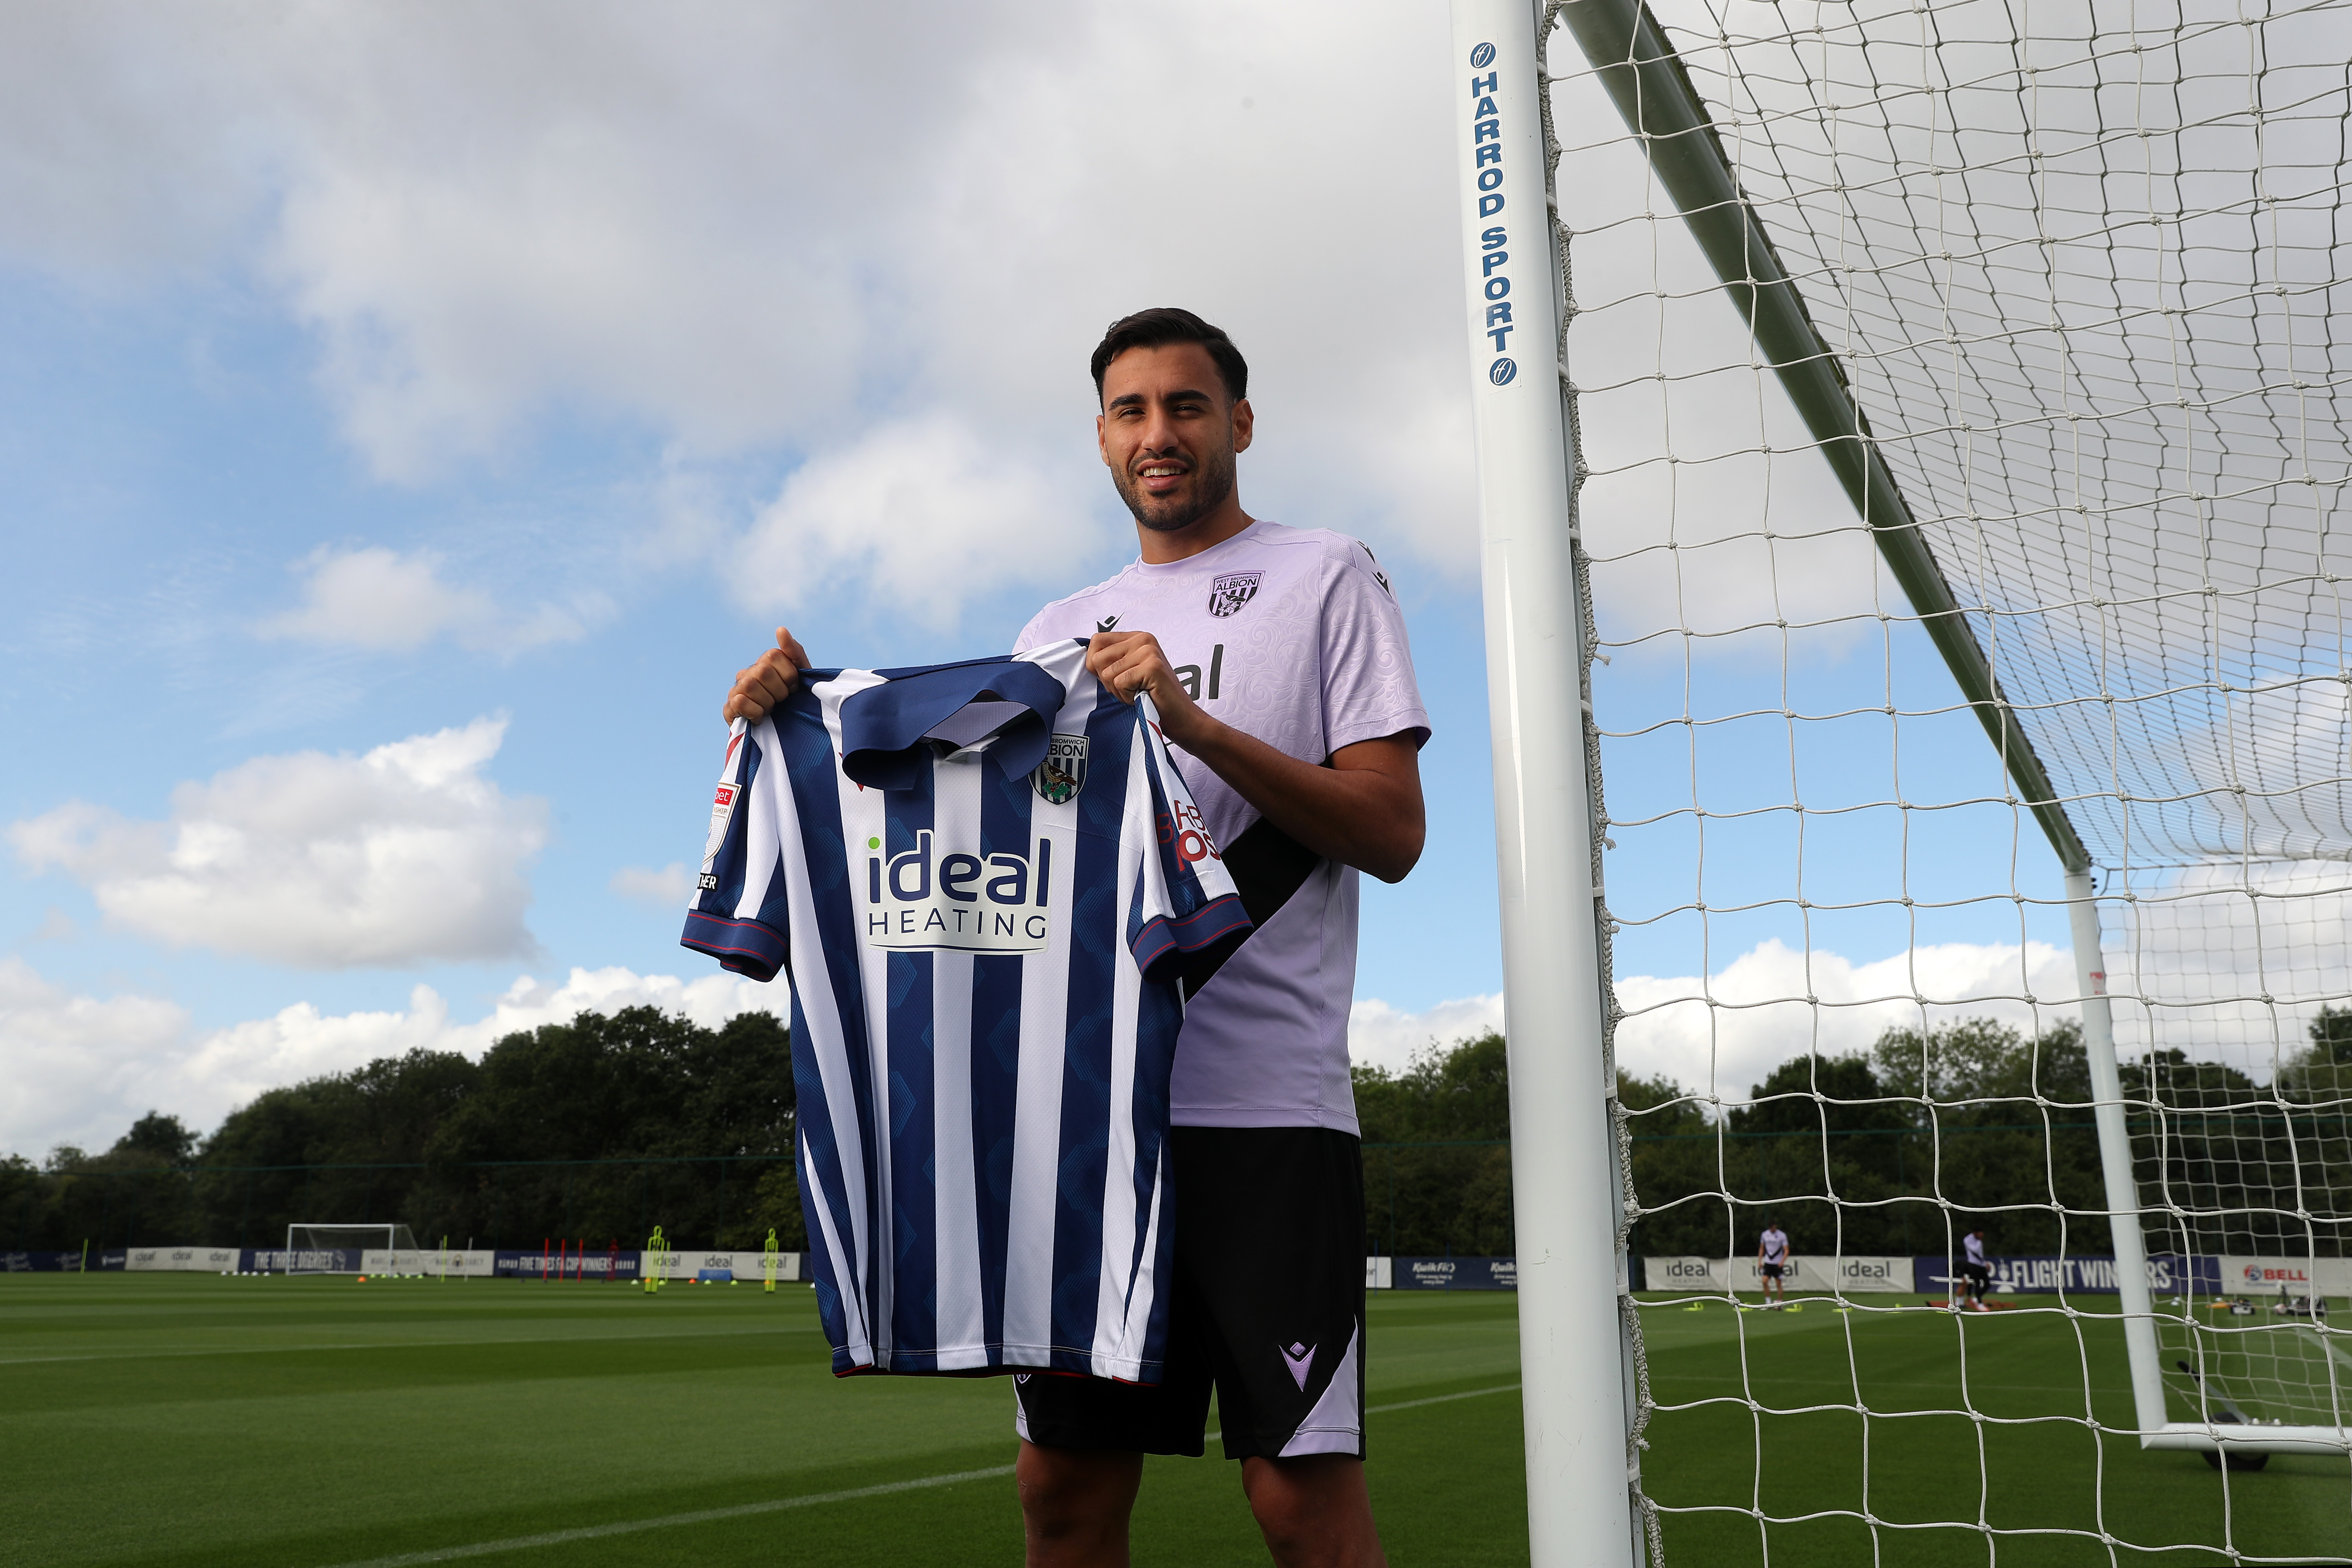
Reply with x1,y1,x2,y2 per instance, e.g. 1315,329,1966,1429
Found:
312,1383,1524,1568
316,1468,1021,1568
1365,1382,1521,1415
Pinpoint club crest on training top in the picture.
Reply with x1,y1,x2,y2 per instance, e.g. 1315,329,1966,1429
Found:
1208,571,1262,618
1033,734,1088,804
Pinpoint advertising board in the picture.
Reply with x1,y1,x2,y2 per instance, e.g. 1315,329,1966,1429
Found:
1641,1255,1914,1294
1395,1256,1516,1290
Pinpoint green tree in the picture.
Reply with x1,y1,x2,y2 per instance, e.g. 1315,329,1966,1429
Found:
1355,1032,1515,1256
1620,1070,1723,1259
2123,1044,2345,1260
0,1007,800,1253
2280,1003,2352,1103
744,1162,807,1252
1870,1019,2103,1255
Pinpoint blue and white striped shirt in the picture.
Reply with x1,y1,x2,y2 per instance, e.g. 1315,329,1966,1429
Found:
682,639,1248,1382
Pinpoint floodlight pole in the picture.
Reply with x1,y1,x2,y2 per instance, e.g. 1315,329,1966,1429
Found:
1449,3,1641,1564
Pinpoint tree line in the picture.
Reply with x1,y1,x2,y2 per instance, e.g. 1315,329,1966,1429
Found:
1626,1007,2351,1262
3,1007,801,1255
1356,1008,2351,1262
10,1004,2344,1263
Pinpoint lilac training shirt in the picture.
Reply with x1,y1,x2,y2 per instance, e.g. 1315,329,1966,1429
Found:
1015,521,1430,1135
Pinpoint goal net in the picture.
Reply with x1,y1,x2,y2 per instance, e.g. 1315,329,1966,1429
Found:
284,1223,422,1274
1465,0,2352,1558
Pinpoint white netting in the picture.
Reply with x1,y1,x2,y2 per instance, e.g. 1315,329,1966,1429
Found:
284,1223,419,1273
1533,0,2352,1556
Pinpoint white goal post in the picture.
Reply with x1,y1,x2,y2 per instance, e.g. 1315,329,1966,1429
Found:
283,1223,423,1274
1452,0,2352,1560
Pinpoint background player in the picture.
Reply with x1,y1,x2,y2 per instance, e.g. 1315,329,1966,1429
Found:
725,308,1425,1568
1756,1218,1791,1309
1957,1226,1993,1312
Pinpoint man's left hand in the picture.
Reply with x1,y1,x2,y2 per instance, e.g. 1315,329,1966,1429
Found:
1086,631,1212,748
1082,628,1424,884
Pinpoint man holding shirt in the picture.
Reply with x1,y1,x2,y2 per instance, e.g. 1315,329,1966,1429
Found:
724,308,1426,1568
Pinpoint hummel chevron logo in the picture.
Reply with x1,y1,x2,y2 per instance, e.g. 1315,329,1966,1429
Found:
1096,614,1120,633
1280,1341,1316,1390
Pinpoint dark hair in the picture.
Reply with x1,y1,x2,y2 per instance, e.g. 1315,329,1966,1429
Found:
1089,307,1249,405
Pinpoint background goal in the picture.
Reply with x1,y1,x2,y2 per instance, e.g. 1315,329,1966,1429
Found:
284,1223,422,1274
1454,0,2352,1560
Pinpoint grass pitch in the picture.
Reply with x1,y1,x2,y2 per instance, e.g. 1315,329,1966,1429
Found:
2,1277,2343,1566
1635,1294,2351,1565
0,1275,1523,1568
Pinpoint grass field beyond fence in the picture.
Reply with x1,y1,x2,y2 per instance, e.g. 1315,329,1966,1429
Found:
1,1277,2343,1565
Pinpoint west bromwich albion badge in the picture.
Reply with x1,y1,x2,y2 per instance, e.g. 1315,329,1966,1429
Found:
1208,571,1262,618
1033,734,1088,804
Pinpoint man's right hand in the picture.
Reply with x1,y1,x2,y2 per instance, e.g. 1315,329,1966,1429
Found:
724,627,812,723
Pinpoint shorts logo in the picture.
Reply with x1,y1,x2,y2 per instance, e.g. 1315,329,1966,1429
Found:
1280,1340,1316,1390
1033,734,1088,804
1208,571,1262,618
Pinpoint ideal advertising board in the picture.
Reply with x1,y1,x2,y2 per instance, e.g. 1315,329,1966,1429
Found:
125,1246,243,1272
1642,1255,1915,1294
1395,1256,1516,1291
1364,1256,1394,1290
643,1248,803,1282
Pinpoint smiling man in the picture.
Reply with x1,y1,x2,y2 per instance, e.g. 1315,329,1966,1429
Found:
725,308,1427,1568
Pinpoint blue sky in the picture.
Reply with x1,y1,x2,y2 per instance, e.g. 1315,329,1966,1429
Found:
0,3,2091,1158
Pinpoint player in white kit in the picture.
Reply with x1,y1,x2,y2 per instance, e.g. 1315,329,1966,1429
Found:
1756,1219,1791,1308
726,309,1424,1568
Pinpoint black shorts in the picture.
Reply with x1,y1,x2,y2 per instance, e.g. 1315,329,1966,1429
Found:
1014,1125,1366,1462
1959,1263,1991,1286
1758,1263,1784,1279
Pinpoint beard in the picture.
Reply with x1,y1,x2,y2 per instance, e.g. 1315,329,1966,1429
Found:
1112,441,1237,533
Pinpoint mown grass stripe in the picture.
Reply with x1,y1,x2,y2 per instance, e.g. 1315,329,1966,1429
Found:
0,1324,817,1367
312,1384,1525,1567
316,1468,1020,1568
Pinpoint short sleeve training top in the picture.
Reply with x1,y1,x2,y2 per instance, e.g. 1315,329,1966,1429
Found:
1760,1227,1789,1264
1014,521,1430,1135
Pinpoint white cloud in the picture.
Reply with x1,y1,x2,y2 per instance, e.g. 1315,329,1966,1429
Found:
609,862,693,908
1544,62,1890,660
8,718,545,967
1353,938,2095,1108
1348,993,1506,1077
738,415,1102,624
2100,856,2352,1074
0,958,193,1159
1612,938,2083,1107
0,2,1479,611
258,545,598,654
0,961,780,1159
